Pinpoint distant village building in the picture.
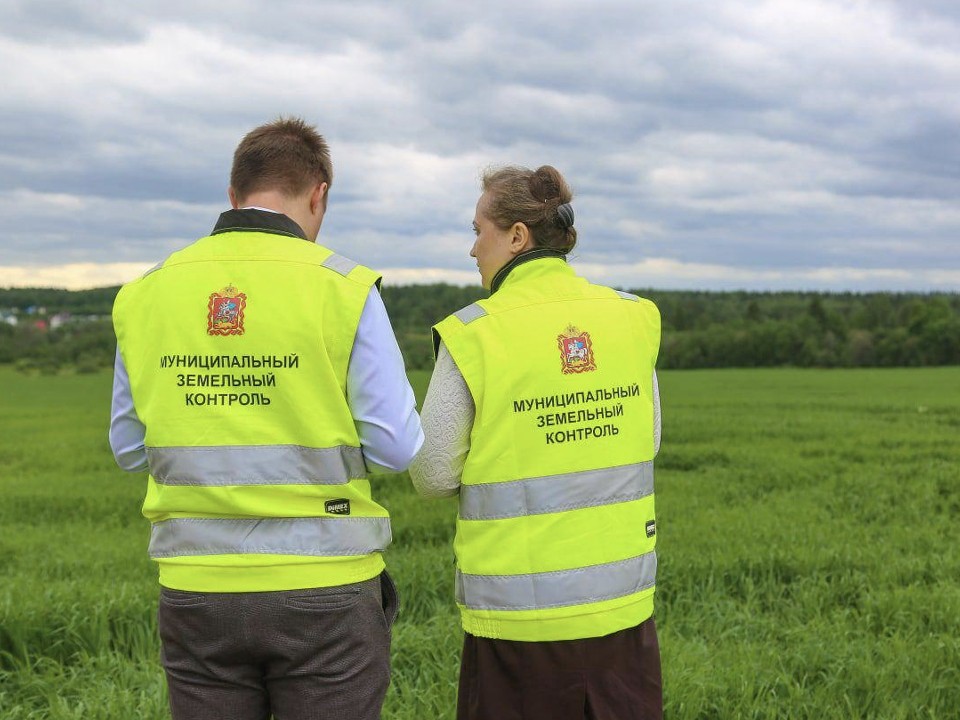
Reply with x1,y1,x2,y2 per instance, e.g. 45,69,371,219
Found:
50,312,72,329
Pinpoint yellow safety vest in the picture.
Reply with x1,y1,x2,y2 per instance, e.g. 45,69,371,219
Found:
113,211,390,592
434,253,661,641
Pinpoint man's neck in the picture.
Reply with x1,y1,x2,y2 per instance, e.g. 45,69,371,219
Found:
234,190,315,241
240,205,280,214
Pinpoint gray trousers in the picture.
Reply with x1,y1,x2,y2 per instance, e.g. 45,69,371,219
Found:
157,572,399,720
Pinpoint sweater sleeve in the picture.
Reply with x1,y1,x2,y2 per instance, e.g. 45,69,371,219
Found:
653,370,661,456
408,342,473,498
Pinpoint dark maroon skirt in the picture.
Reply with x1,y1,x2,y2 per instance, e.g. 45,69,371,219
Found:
457,617,663,720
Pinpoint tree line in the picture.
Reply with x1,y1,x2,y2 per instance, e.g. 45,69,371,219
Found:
1,285,958,373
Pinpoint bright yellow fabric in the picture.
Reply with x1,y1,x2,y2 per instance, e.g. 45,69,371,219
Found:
114,230,386,591
435,257,662,640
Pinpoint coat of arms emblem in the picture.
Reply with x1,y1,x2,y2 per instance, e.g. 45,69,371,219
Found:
558,325,596,374
207,285,247,336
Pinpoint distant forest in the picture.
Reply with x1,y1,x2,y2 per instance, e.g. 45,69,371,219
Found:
1,284,958,373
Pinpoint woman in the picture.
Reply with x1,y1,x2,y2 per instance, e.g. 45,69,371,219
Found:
410,165,663,720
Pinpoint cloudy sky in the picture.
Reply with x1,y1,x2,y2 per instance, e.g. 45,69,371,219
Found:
1,0,958,291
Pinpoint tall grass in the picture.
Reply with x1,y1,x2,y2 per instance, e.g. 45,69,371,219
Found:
1,366,958,718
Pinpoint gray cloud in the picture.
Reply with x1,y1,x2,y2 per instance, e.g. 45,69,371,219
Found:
0,0,958,290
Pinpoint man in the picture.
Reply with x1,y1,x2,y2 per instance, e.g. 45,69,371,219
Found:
110,117,423,720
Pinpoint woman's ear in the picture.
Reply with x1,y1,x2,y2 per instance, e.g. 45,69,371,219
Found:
509,222,533,255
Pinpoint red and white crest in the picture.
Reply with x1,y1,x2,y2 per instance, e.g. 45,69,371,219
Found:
558,325,596,374
207,285,247,336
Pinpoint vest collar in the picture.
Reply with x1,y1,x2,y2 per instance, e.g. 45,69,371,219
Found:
490,248,568,294
211,208,308,241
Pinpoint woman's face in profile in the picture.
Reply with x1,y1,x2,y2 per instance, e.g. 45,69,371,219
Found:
471,192,517,289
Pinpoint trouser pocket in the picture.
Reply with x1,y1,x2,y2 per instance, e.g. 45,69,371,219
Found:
380,570,400,629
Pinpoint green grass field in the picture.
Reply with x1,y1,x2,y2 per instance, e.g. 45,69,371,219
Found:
1,366,959,719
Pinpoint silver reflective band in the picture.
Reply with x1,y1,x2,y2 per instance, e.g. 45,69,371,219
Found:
147,445,367,486
459,462,654,520
322,253,359,277
140,259,167,277
616,290,639,302
456,551,657,610
149,516,392,558
454,303,487,325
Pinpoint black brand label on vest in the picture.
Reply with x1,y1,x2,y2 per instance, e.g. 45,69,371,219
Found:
645,520,656,538
325,499,351,515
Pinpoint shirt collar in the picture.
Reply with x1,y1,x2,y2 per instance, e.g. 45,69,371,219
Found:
211,208,308,240
489,248,568,294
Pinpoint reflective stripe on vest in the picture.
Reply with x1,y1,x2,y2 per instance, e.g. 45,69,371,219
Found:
149,516,392,558
454,303,487,324
459,461,654,520
321,253,359,277
616,290,640,302
456,551,657,610
146,444,366,486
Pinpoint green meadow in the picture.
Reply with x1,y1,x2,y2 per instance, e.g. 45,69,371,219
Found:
1,365,958,719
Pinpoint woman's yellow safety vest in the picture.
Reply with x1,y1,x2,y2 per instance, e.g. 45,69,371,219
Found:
113,221,390,592
434,255,661,641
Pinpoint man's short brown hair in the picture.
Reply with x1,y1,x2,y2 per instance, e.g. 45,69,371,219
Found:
230,117,333,203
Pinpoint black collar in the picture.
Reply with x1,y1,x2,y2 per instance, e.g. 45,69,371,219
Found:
211,208,308,240
489,248,567,294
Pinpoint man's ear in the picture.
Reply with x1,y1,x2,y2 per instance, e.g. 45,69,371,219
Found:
311,182,329,214
228,186,240,209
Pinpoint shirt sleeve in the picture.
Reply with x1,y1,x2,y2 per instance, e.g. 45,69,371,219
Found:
347,287,424,473
109,348,148,472
408,342,473,498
